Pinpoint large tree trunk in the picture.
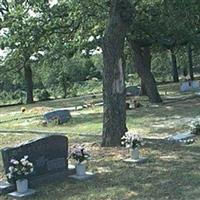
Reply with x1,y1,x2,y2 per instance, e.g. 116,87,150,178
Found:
102,0,133,147
141,80,147,96
61,76,67,99
61,81,67,99
140,47,151,95
128,40,162,103
24,64,33,104
188,45,194,81
170,49,179,82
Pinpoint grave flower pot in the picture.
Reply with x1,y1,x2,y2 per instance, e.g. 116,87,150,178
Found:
130,148,139,160
16,179,28,193
76,163,86,176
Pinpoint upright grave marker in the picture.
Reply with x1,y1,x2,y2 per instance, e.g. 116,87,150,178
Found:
0,135,75,194
180,80,200,92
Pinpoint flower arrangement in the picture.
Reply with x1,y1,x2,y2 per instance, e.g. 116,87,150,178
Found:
68,145,90,164
51,116,61,125
191,121,200,135
7,155,34,181
121,133,143,149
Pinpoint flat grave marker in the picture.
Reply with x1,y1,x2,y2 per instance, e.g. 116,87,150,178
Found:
167,131,195,144
44,109,71,124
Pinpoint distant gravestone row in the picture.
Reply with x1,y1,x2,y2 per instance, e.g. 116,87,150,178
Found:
180,80,200,92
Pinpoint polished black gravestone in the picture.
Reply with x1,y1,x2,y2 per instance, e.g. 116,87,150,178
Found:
44,109,71,124
0,135,75,194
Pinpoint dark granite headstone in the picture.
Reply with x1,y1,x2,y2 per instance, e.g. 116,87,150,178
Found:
44,109,71,124
126,86,141,96
1,135,75,193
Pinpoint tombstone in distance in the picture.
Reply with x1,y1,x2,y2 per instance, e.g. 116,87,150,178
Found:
180,80,200,92
180,82,190,92
191,80,200,89
44,109,71,124
167,131,195,144
126,86,141,96
1,135,75,193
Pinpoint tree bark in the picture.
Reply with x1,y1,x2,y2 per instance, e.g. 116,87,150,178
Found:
140,80,147,96
61,75,68,99
140,47,151,95
170,49,179,82
62,82,67,98
102,0,133,147
24,64,33,104
128,40,162,103
188,45,194,81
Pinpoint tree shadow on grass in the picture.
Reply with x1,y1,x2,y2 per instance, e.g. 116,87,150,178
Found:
98,138,200,199
23,137,200,200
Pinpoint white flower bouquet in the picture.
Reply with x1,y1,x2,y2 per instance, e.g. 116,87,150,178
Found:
68,145,90,164
121,133,143,149
7,155,34,181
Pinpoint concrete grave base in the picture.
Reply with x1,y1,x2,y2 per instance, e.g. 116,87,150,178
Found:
8,189,36,198
123,157,147,163
0,166,75,195
0,181,15,194
68,172,94,180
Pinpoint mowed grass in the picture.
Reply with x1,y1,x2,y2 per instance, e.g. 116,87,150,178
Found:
0,83,200,199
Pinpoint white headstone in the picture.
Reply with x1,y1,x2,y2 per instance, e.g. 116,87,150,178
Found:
180,82,190,92
180,81,200,92
167,131,195,143
191,80,200,89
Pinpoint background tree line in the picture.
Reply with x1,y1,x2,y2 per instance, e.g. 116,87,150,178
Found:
1,0,200,146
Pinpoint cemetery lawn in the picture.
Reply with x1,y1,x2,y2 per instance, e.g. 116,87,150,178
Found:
0,83,200,199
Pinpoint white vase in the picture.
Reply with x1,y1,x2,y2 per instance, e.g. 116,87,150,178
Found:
76,163,86,176
130,148,140,160
16,179,28,193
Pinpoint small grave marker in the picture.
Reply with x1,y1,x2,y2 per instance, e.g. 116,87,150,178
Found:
69,172,94,180
123,157,147,163
167,131,195,144
8,189,36,198
126,86,141,96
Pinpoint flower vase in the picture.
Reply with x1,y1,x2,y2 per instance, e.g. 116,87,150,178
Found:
76,163,86,176
16,179,28,193
130,148,139,160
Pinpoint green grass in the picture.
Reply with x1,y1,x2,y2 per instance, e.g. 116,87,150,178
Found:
0,83,200,199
